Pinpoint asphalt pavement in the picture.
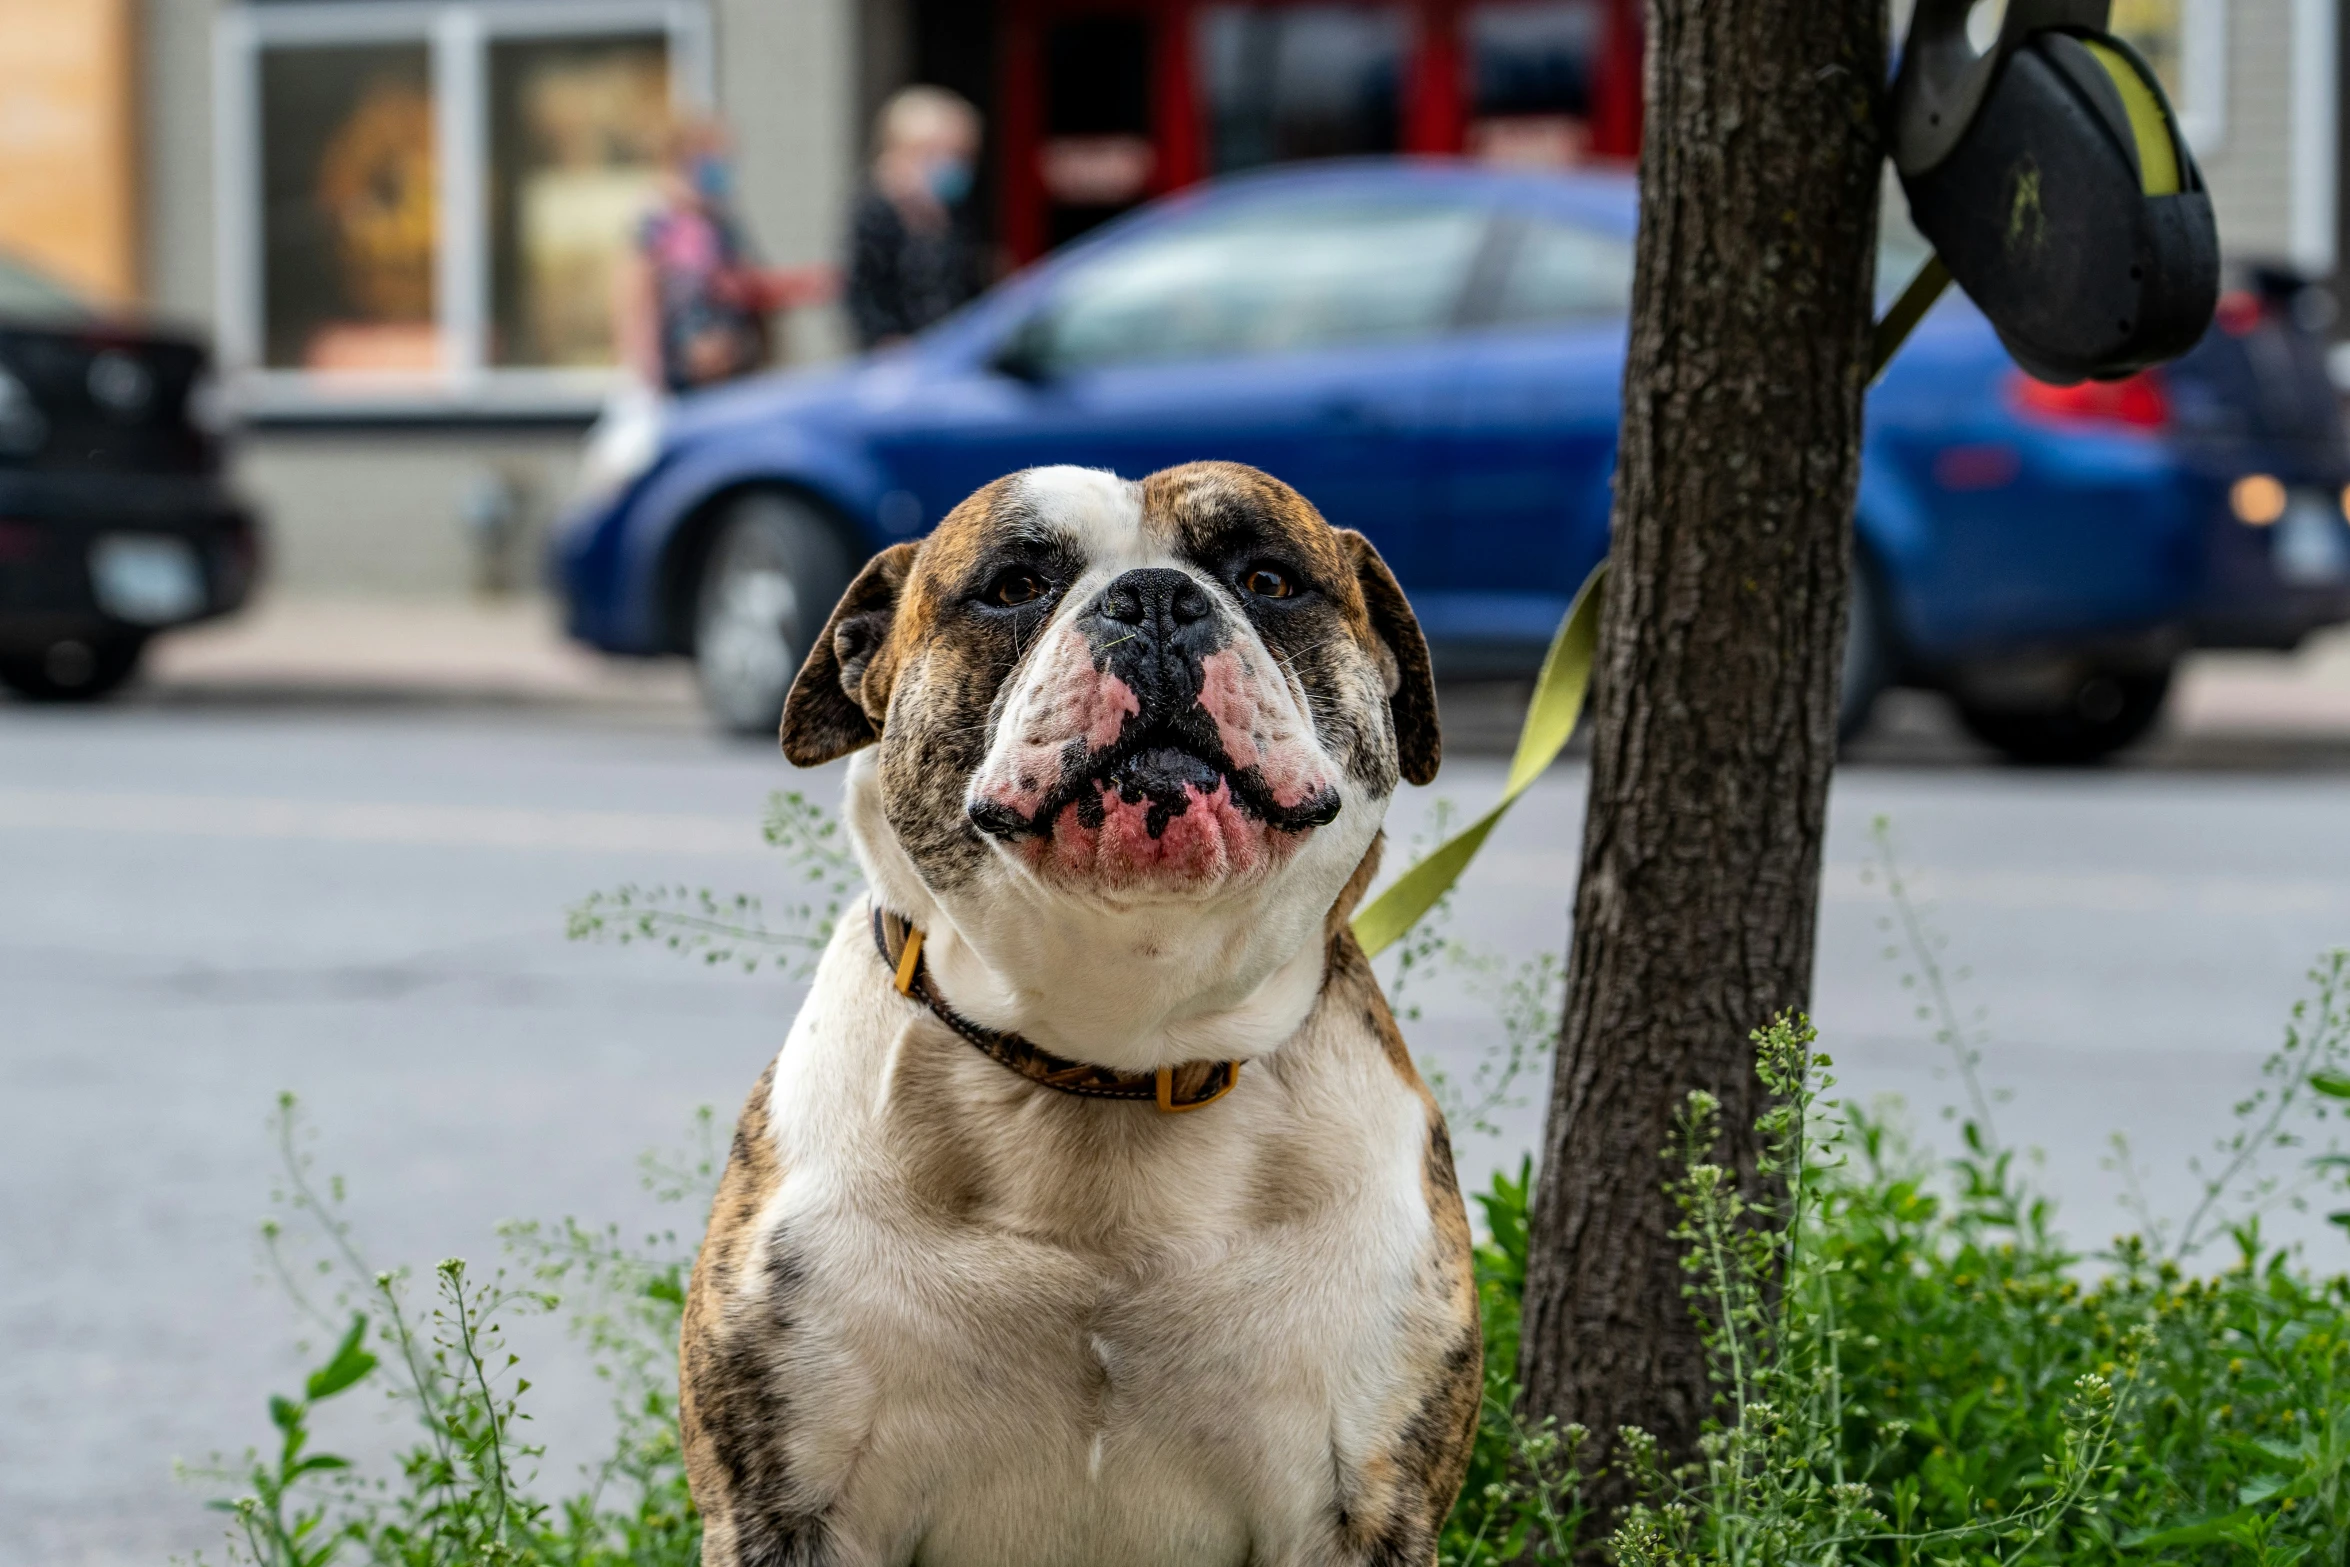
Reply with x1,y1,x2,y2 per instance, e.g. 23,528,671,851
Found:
8,678,2350,1564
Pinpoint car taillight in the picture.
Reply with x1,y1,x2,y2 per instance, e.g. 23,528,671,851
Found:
2007,368,2172,431
2214,289,2265,336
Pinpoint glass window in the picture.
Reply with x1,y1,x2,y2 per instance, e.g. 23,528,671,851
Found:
1467,2,1603,168
1035,202,1487,371
1041,17,1156,249
488,34,671,368
1489,217,1632,323
260,43,438,373
227,5,708,407
1200,6,1406,174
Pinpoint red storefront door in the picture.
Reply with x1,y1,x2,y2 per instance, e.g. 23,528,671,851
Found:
997,0,1644,263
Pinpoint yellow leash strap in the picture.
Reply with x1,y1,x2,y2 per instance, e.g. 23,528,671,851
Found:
1351,562,1606,960
1347,229,1953,963
1870,255,1952,386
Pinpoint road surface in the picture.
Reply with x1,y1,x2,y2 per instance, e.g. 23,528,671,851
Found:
6,692,2350,1564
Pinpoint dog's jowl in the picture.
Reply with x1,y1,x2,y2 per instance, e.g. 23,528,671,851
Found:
680,462,1477,1567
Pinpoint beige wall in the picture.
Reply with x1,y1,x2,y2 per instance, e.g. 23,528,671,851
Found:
2197,0,2297,262
716,0,860,360
0,0,140,302
231,430,587,596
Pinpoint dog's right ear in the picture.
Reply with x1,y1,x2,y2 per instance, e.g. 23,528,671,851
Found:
780,540,919,766
1338,529,1441,787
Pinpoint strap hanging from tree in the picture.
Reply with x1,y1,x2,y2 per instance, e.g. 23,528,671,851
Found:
1349,266,1954,961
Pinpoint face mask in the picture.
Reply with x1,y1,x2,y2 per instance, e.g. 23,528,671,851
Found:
691,155,732,202
926,158,973,205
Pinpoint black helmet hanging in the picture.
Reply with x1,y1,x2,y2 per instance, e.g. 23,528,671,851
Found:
1891,0,2220,384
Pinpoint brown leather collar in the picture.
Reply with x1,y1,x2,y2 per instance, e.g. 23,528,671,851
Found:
871,906,1243,1112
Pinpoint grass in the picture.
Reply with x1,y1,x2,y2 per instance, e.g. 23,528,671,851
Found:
184,798,2350,1565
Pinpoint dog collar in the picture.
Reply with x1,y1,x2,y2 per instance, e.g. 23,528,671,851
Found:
870,906,1243,1113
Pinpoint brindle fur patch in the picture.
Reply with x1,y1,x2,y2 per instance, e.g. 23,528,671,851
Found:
1319,923,1482,1565
871,478,1068,892
1347,1323,1484,1567
1141,464,1411,796
1326,832,1386,939
681,1063,836,1567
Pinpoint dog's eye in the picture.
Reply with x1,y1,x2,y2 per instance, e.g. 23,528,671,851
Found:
1241,566,1295,600
985,568,1048,607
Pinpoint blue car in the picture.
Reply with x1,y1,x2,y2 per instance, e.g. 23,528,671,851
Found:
554,161,2350,762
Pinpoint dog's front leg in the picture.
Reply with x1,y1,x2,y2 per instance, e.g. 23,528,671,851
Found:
681,1062,873,1567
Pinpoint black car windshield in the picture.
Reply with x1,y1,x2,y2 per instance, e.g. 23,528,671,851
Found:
1032,200,1490,373
0,252,94,325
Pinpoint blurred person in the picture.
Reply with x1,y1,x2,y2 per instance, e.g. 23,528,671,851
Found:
616,118,830,393
846,86,984,349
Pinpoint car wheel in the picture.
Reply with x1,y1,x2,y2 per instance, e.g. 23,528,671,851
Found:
0,632,146,703
1953,665,2173,765
1838,562,1892,743
693,492,852,738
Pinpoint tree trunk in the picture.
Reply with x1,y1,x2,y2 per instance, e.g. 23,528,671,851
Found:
1515,0,1887,1530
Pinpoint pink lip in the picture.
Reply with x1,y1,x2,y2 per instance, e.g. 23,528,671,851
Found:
981,656,1141,822
1023,778,1309,886
1195,647,1330,812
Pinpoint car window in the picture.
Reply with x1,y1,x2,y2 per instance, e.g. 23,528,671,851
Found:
1488,217,1634,324
1032,202,1489,372
1876,177,1936,302
0,252,92,325
1484,191,1936,325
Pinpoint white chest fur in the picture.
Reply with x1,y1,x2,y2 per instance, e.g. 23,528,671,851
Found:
737,909,1449,1567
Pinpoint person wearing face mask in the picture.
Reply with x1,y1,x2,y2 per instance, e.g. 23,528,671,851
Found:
846,86,985,350
618,119,831,392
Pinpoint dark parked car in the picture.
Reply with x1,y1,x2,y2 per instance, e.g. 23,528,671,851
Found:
553,162,2350,762
0,252,258,702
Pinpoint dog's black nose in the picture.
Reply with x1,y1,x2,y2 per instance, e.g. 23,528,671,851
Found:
1086,568,1220,719
1098,568,1212,630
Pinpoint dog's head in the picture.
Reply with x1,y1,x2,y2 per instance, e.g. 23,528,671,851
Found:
781,461,1436,1062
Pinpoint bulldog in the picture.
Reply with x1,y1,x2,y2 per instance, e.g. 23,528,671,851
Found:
680,461,1479,1567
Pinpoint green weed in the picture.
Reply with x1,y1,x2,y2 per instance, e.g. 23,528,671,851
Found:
189,796,2350,1567
565,791,858,975
181,1095,707,1566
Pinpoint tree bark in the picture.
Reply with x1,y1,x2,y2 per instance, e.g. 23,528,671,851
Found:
1516,0,1887,1529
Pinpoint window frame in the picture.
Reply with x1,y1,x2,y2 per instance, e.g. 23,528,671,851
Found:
215,0,714,420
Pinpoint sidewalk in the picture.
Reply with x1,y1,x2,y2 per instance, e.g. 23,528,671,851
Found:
2171,629,2350,733
134,592,2350,753
142,594,698,712
1437,626,2350,760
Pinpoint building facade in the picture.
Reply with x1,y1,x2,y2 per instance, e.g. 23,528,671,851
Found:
0,0,2335,599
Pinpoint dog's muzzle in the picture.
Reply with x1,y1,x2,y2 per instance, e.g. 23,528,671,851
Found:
967,568,1342,849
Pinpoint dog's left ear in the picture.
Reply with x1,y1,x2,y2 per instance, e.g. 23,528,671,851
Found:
780,540,919,766
1339,529,1440,786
